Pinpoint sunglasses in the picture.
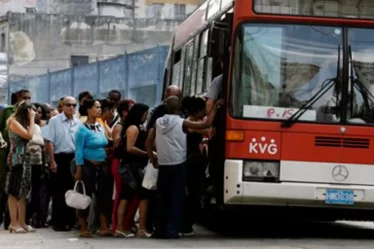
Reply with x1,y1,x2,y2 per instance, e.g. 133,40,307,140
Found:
65,103,77,108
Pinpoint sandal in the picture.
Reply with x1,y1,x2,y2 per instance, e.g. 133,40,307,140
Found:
79,231,93,238
136,229,152,238
114,230,135,238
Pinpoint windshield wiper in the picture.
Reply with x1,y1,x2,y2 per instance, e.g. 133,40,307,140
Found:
282,45,341,128
281,77,339,128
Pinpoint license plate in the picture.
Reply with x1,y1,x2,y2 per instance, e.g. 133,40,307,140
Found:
325,189,354,205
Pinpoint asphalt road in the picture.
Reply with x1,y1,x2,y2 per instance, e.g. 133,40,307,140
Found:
1,220,374,249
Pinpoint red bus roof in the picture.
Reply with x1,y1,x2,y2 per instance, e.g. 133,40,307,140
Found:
174,0,234,49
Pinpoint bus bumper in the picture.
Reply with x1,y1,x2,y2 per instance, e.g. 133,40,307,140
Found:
224,160,374,209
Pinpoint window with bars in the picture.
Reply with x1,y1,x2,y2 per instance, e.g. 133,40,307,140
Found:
174,4,186,20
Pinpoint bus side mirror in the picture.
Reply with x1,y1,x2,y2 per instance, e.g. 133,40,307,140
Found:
208,21,230,58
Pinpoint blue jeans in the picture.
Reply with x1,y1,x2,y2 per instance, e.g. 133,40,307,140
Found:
155,162,187,238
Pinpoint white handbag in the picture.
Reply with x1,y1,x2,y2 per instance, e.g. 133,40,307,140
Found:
142,161,159,191
65,180,92,210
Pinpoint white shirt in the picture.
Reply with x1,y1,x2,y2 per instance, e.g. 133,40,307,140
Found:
155,115,187,165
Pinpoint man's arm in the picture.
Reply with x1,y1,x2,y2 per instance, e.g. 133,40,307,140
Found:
205,75,222,115
43,119,57,172
46,141,56,172
206,99,215,116
146,128,157,168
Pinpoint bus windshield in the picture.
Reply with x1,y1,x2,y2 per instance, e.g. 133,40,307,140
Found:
230,24,374,124
231,24,343,123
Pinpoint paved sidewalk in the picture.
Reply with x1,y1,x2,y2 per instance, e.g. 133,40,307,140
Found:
1,222,374,249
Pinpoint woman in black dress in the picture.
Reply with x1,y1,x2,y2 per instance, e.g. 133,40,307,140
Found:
115,103,150,238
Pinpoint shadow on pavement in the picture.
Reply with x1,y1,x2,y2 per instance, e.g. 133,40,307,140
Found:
196,207,374,240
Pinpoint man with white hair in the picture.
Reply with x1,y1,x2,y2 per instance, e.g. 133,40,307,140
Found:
44,96,81,231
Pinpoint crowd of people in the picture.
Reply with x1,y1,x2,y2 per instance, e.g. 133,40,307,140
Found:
0,85,223,239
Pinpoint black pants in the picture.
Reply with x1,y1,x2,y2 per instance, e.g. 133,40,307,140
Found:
146,190,157,232
51,153,75,230
39,176,50,225
156,163,187,238
26,165,42,225
78,160,113,219
180,153,206,233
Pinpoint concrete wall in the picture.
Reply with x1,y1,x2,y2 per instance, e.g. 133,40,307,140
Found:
8,46,168,107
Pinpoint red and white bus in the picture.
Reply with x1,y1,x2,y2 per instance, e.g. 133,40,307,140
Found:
163,0,374,220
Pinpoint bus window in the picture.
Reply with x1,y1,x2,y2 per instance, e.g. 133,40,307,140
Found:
200,30,209,58
172,49,182,87
196,58,205,94
190,35,200,96
184,42,195,96
179,46,186,87
205,57,213,90
196,30,209,93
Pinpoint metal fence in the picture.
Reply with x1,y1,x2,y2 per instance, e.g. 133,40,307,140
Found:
8,46,169,108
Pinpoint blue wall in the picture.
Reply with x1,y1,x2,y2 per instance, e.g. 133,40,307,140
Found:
9,46,168,108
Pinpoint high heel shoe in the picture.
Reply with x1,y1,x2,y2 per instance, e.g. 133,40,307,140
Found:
9,226,27,234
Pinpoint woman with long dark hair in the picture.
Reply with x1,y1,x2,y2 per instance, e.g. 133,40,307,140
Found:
6,101,36,233
111,99,137,233
114,103,150,238
74,99,111,237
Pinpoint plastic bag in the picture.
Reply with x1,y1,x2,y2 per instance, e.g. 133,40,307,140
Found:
142,161,158,190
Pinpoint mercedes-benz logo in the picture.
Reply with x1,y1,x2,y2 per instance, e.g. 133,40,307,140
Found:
332,165,349,182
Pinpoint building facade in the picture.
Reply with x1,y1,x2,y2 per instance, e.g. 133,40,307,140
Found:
0,0,203,103
0,0,202,19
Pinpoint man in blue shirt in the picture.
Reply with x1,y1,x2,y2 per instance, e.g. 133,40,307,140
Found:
44,96,81,231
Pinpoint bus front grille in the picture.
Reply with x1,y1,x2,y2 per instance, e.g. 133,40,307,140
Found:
315,136,369,149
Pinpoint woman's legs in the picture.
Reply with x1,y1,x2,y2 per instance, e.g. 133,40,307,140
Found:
138,199,148,231
96,165,113,234
78,162,96,236
116,199,128,232
17,196,27,228
137,198,151,237
123,196,139,231
8,195,18,228
78,215,88,233
111,159,121,231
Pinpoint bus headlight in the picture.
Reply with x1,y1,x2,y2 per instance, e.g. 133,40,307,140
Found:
243,161,280,182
